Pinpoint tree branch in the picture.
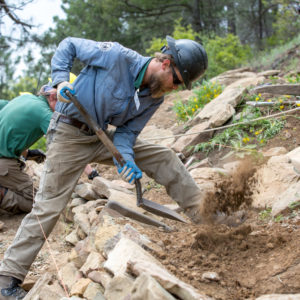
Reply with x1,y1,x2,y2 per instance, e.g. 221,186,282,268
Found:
0,0,33,30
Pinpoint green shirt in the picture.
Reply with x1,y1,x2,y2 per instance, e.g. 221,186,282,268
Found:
0,100,9,110
0,94,52,158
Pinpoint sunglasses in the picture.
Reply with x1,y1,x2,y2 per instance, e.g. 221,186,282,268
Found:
170,64,183,86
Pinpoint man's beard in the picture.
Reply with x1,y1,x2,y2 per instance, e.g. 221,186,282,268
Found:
148,73,168,98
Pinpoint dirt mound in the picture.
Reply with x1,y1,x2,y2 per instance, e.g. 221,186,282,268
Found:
201,159,258,220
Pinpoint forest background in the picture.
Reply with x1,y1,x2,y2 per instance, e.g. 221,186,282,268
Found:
0,0,299,99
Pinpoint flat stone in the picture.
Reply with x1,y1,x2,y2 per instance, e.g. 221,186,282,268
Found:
70,278,92,297
92,177,133,199
262,147,288,157
271,181,300,216
75,183,98,200
94,214,122,254
257,70,280,77
80,251,105,276
83,282,104,300
88,271,112,290
128,260,212,300
131,273,176,300
23,274,65,300
140,125,175,147
58,262,82,292
65,230,79,246
69,198,87,208
171,121,212,154
74,212,90,235
251,84,300,96
251,154,298,208
104,237,163,276
201,271,220,282
104,275,134,300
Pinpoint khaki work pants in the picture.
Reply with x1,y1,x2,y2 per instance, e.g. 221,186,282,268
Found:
0,158,33,214
0,119,202,281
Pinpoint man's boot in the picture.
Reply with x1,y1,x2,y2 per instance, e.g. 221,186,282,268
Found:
0,275,27,300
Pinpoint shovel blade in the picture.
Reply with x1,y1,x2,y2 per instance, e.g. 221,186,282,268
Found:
137,198,187,223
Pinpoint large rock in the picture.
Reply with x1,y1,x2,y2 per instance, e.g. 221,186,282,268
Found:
104,275,134,300
70,278,92,297
131,273,177,300
83,282,104,300
140,125,175,147
171,121,212,153
75,183,98,200
23,273,65,300
128,260,212,300
58,262,82,292
209,68,254,86
92,177,133,199
80,251,105,276
104,237,163,276
251,154,298,209
94,214,122,254
251,84,300,96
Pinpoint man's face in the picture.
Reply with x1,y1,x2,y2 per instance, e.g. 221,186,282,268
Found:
48,92,58,111
149,60,183,98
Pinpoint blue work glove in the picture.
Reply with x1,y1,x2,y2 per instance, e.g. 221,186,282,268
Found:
117,161,142,184
57,81,75,103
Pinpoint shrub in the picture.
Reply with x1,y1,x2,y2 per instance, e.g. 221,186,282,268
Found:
173,80,223,122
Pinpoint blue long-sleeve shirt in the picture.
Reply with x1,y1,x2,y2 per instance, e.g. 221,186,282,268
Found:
51,37,164,163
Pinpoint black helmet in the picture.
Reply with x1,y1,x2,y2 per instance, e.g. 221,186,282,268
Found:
161,35,208,90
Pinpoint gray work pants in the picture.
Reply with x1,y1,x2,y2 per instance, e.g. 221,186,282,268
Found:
0,158,33,214
0,119,202,281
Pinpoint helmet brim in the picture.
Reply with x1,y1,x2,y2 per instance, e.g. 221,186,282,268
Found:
166,35,191,90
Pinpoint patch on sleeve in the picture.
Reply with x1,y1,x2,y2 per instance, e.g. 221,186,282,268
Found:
97,42,113,52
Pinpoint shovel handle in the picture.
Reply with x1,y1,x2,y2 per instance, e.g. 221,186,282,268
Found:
65,90,143,202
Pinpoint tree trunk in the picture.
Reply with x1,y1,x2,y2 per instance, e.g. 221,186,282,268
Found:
227,1,236,34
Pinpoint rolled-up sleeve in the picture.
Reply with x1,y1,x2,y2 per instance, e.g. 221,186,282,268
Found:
51,37,116,87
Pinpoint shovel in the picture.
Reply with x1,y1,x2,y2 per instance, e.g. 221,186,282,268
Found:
65,90,187,223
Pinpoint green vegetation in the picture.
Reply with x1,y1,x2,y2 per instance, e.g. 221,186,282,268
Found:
192,104,285,155
173,80,223,122
203,34,252,79
259,208,272,221
249,33,300,71
30,136,47,152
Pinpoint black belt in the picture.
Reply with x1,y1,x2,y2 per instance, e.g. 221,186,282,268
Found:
57,114,95,135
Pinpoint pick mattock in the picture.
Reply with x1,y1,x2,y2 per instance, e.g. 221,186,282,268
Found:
65,90,187,223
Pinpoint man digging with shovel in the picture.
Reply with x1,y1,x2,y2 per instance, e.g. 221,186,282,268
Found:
0,36,243,299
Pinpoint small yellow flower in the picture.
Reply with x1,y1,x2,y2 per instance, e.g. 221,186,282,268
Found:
279,99,283,103
258,93,261,97
255,130,262,135
297,103,300,107
260,139,264,144
194,98,197,102
285,95,291,98
214,89,216,93
242,137,249,143
192,108,195,112
267,99,272,102
255,97,259,101
280,105,284,110
195,105,198,109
